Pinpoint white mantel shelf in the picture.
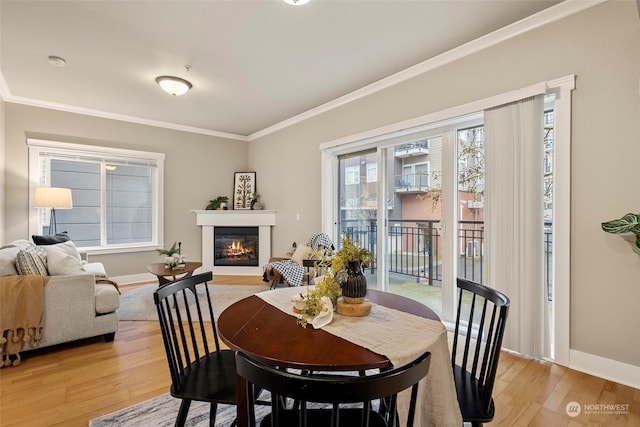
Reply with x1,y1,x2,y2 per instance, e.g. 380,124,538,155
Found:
193,210,277,276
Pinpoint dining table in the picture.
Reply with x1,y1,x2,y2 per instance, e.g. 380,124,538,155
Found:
218,286,462,427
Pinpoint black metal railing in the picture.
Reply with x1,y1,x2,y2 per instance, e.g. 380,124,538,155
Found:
340,219,553,301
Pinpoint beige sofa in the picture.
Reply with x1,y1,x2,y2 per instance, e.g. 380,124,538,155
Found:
0,240,120,355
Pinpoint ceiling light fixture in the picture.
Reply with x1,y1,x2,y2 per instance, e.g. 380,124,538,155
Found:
155,75,192,96
48,55,66,67
283,0,311,5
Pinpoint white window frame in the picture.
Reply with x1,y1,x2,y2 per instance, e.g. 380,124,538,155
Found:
321,76,574,366
27,138,165,255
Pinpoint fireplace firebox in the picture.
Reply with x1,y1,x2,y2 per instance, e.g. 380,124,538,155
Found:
214,226,259,267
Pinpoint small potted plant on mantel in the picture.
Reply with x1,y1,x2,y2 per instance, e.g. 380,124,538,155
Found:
206,196,229,210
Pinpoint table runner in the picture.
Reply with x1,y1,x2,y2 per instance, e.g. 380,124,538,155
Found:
257,287,462,427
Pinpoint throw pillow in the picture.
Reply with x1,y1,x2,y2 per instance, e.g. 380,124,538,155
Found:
46,248,84,275
291,244,313,265
43,240,82,262
81,261,108,278
15,246,48,276
32,232,70,245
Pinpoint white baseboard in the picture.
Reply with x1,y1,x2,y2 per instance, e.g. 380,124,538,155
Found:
570,349,640,389
111,272,156,286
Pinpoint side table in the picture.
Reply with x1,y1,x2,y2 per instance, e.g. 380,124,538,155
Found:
146,261,202,286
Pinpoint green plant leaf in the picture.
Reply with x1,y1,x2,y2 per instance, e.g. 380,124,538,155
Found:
156,241,178,256
601,213,639,234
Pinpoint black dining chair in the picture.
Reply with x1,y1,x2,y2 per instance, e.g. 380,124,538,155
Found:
452,277,510,427
154,271,237,427
235,350,431,427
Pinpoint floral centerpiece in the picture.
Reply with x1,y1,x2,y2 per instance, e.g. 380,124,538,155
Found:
157,241,186,270
296,238,373,327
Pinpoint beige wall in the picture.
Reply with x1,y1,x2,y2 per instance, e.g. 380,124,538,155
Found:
3,103,248,276
0,97,5,244
2,0,638,371
249,1,640,367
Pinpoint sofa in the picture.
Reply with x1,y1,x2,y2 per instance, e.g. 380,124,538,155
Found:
0,239,120,364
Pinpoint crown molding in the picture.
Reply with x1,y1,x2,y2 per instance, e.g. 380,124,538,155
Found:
247,0,604,141
0,79,248,142
1,0,604,142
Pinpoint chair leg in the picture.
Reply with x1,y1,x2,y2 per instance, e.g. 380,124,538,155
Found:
175,399,191,427
209,402,217,427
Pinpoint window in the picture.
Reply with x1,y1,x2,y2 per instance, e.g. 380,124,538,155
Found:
366,163,377,183
28,139,164,252
345,165,360,185
322,75,574,365
401,162,429,188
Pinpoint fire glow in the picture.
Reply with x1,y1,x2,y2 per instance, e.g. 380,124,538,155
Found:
227,241,253,258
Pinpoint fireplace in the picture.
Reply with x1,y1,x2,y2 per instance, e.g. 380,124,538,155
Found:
214,227,259,267
194,209,277,276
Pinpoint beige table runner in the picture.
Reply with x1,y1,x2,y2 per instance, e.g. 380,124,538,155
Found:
257,287,462,427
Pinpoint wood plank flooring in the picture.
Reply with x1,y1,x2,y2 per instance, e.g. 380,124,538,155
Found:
1,275,638,426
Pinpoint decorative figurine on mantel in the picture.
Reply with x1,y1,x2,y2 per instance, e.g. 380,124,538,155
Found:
250,193,263,210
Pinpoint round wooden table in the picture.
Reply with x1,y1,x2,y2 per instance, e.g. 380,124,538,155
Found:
218,288,440,426
146,261,202,286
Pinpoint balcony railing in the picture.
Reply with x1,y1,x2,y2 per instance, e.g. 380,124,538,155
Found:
340,219,553,301
395,173,429,193
394,140,429,157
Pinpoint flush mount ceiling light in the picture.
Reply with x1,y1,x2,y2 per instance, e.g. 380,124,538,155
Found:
48,55,66,67
155,75,192,96
283,0,311,5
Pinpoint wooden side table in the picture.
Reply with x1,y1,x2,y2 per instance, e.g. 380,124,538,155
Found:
146,261,202,286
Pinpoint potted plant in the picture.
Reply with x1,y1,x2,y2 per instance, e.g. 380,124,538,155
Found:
156,241,185,269
602,212,640,255
296,238,373,327
206,196,229,210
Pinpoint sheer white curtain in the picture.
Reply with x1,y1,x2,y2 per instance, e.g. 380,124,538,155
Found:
484,95,545,358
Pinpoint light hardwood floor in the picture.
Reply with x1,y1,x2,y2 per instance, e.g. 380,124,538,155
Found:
1,275,638,427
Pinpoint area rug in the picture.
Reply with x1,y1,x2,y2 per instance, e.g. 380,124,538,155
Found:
117,283,269,321
89,392,270,426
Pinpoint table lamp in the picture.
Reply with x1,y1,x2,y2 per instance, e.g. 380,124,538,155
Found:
33,187,73,235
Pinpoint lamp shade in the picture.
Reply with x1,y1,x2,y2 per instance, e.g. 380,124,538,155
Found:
34,187,73,209
156,76,192,96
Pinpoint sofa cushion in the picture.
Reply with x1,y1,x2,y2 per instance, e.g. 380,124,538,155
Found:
46,247,84,275
43,240,82,262
15,246,48,276
95,284,120,314
0,245,20,275
32,232,70,245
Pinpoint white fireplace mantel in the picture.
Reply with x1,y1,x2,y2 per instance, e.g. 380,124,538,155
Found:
193,210,277,276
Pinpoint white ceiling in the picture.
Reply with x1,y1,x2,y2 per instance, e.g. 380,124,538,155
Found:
1,0,565,139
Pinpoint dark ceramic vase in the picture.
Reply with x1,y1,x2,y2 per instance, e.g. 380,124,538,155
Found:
340,261,367,300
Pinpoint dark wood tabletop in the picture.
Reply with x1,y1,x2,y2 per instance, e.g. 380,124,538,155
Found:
218,288,439,371
218,288,440,426
146,261,202,286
